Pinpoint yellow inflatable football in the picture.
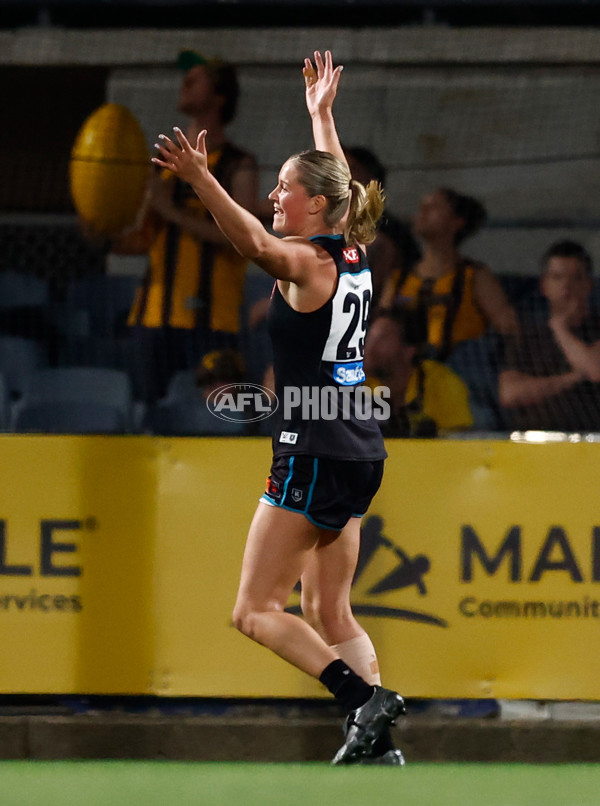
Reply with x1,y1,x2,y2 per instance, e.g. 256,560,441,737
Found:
69,103,150,236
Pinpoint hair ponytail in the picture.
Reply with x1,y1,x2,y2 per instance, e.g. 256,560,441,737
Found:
344,179,385,246
290,151,385,246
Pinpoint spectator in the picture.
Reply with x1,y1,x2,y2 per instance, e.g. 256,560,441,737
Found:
499,240,600,432
364,306,473,437
151,347,247,435
195,347,245,394
344,146,419,307
379,187,518,360
195,347,248,428
111,50,259,404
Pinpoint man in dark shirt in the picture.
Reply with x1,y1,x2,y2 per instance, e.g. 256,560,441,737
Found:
499,240,600,432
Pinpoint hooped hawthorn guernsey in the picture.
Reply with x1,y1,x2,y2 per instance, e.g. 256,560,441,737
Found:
267,234,387,462
128,144,251,333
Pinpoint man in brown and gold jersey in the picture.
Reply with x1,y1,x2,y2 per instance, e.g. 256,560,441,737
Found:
113,50,259,405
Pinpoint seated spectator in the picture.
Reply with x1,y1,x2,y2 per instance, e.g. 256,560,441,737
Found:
499,240,600,432
364,306,474,437
344,145,420,307
379,187,518,360
195,347,246,400
151,347,247,435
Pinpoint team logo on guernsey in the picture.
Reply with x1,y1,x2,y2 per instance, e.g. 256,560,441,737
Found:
266,477,281,498
334,361,366,385
279,431,298,444
342,247,360,263
291,488,303,503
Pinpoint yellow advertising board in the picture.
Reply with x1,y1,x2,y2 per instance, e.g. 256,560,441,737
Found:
0,436,159,693
0,435,599,700
371,440,600,700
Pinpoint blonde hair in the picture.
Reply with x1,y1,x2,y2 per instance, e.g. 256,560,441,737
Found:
289,150,385,246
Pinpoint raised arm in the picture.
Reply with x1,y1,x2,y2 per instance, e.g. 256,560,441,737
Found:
147,153,258,247
304,50,347,168
152,128,317,285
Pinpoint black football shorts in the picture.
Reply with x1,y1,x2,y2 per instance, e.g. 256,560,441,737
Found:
260,453,384,531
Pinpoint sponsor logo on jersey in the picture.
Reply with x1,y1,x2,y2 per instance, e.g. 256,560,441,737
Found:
333,361,366,386
342,247,360,264
279,430,298,444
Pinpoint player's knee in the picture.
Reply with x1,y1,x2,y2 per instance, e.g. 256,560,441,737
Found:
232,601,250,635
232,599,262,639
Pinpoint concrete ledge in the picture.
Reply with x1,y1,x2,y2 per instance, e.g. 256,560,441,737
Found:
0,717,29,759
1,713,600,762
398,718,600,763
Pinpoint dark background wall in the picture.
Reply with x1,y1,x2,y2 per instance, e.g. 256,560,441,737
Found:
2,0,600,29
0,68,107,212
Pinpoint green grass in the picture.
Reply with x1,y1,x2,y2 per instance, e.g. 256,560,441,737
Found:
1,761,599,806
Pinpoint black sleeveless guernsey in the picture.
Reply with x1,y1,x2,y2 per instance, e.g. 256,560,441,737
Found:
267,234,387,462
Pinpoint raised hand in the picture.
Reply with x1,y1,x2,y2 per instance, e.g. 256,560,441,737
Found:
304,50,343,119
152,127,209,186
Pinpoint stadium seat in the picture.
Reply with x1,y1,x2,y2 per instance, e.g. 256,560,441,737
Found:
0,270,49,310
12,401,127,435
148,368,251,436
165,369,198,399
0,335,47,400
151,395,247,436
55,275,139,373
64,274,138,337
0,373,8,431
11,366,135,434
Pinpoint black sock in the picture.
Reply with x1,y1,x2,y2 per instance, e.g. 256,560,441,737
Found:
319,659,374,714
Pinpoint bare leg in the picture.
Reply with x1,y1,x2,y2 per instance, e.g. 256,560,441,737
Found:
301,517,382,684
239,510,403,764
300,516,366,645
232,502,339,678
299,518,404,764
